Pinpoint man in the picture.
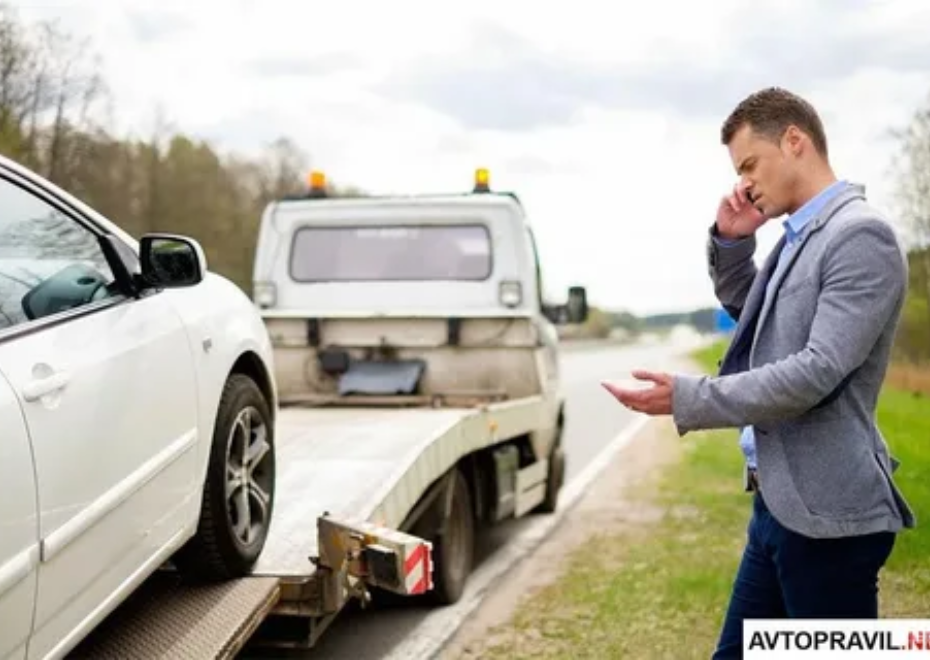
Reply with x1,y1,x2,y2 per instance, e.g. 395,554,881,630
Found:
603,87,915,657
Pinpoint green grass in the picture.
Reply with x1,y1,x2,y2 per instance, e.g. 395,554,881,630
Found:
475,339,928,659
691,339,930,614
691,339,728,373
875,385,930,615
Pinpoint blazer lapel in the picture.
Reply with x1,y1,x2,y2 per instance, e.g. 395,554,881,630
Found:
746,235,785,320
752,193,863,347
752,235,807,344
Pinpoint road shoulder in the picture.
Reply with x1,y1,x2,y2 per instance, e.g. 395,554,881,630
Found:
443,416,682,659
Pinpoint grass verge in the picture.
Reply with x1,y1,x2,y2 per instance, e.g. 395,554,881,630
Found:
474,340,928,659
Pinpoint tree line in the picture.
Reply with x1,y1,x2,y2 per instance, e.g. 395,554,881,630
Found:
891,93,930,363
0,3,361,295
0,4,926,362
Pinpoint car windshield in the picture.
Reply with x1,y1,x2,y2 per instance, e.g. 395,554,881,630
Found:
289,223,492,282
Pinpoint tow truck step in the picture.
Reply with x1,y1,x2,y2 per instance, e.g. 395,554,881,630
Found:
67,573,280,659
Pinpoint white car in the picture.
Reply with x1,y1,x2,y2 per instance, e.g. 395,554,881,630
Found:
0,155,278,660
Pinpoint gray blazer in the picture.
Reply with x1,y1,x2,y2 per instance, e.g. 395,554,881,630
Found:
672,183,916,539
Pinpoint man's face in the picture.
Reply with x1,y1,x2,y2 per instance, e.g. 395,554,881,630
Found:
727,123,799,219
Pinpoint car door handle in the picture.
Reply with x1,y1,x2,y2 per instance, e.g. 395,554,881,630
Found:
22,371,71,402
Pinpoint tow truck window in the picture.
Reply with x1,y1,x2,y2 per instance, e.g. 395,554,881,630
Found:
289,224,493,282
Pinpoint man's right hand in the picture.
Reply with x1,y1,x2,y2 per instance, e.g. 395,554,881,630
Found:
716,184,766,240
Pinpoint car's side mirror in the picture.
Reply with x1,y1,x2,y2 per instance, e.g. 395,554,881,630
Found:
140,234,207,289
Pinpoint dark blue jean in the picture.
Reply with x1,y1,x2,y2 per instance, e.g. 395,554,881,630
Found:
713,493,896,659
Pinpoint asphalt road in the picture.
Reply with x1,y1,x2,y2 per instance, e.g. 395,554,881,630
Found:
255,339,701,660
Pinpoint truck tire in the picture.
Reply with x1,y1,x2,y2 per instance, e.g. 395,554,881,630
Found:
417,468,474,605
535,445,565,514
173,374,276,581
535,412,566,514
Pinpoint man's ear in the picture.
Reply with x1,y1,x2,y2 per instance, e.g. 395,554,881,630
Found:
783,125,804,156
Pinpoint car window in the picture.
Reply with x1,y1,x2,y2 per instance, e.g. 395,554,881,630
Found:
0,177,117,332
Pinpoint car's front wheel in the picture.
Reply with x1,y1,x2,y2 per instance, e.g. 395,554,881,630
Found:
173,374,276,581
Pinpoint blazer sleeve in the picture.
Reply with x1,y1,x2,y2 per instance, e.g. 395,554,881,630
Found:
707,224,757,320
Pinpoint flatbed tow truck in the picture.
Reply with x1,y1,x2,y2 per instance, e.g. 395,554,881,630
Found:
67,169,588,658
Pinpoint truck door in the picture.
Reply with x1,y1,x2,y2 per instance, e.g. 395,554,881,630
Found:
0,369,39,660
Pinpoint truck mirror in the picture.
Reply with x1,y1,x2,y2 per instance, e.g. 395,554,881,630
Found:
566,286,588,324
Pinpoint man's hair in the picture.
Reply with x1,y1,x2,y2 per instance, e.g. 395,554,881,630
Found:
720,87,828,157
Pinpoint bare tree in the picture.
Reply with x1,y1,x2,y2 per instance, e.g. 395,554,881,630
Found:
0,7,367,300
36,20,106,185
890,94,930,360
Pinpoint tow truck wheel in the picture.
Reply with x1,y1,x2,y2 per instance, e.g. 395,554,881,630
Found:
536,445,565,514
418,468,474,605
535,415,566,514
173,374,276,581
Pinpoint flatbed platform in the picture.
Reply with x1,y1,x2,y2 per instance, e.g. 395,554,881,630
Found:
253,406,470,577
255,398,544,578
64,396,546,657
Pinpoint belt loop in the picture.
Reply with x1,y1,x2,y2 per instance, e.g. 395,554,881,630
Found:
744,465,760,493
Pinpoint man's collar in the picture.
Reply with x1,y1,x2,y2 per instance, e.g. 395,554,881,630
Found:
783,179,848,243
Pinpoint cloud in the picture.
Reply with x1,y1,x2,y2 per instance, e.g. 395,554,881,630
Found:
503,154,562,175
721,2,930,87
12,0,930,315
242,54,364,79
123,8,192,43
379,2,930,132
380,24,593,131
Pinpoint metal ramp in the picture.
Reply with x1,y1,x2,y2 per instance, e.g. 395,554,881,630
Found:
66,573,280,659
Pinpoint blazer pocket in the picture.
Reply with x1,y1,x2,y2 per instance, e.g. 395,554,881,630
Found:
789,437,872,517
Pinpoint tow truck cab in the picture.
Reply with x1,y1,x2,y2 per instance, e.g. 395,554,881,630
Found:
252,167,587,399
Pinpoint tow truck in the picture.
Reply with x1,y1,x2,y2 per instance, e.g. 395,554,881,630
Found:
69,169,587,658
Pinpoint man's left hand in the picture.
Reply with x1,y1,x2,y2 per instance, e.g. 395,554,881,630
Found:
601,370,674,416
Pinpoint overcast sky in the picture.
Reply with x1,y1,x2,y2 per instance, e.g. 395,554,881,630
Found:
20,0,930,315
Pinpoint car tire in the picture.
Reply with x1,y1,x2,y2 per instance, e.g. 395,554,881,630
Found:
173,374,276,581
